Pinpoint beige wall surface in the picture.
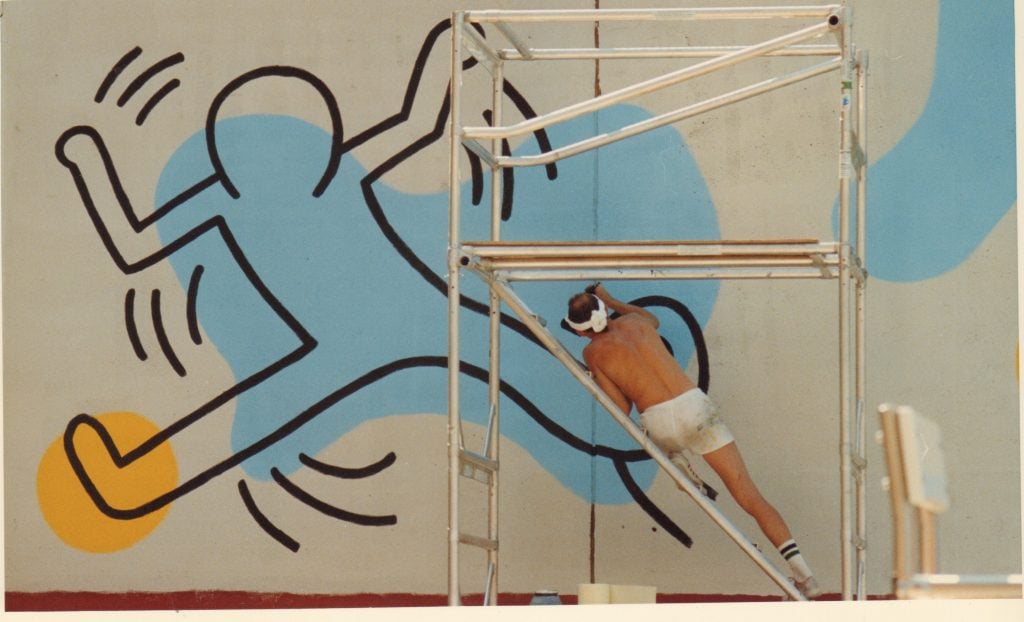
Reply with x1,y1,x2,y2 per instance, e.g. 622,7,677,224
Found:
2,0,1018,605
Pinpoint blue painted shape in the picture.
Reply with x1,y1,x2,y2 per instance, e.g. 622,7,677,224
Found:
834,0,1015,282
155,105,718,504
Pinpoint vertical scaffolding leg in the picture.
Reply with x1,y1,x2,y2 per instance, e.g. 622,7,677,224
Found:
483,56,505,606
837,5,855,600
447,11,465,607
449,19,507,606
854,49,869,601
838,250,853,601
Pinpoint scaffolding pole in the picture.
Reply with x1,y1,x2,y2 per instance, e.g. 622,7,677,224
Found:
447,4,866,605
854,47,869,600
446,12,464,606
483,43,504,606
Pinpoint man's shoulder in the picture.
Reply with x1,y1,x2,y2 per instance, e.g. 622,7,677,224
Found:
611,313,649,332
615,311,658,332
582,339,610,361
614,311,645,324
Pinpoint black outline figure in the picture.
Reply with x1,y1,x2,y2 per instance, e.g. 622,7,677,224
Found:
53,19,713,551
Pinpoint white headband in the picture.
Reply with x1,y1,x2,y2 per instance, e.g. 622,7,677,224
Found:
565,296,608,333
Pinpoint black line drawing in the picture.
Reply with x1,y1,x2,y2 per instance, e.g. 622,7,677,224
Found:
116,52,184,108
271,468,398,527
95,47,184,126
135,79,181,126
186,266,204,345
238,480,301,552
150,289,186,377
299,451,397,479
53,18,713,552
95,47,143,104
124,288,148,361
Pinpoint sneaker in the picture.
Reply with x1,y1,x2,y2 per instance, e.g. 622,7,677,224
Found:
666,452,719,500
794,576,822,600
669,453,706,492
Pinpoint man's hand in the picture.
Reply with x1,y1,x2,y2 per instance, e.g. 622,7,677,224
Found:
587,282,610,302
588,283,659,329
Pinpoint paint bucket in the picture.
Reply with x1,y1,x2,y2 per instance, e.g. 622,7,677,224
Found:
529,590,562,605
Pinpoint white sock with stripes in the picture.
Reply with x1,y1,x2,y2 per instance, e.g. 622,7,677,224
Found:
778,539,813,581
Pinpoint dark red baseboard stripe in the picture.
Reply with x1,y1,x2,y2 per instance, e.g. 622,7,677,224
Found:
6,590,884,611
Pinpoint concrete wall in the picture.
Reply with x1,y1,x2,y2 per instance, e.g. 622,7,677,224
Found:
2,0,1018,607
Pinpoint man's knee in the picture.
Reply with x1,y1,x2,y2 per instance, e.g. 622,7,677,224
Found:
733,486,769,516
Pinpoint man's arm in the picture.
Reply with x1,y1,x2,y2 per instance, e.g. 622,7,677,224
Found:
590,283,659,329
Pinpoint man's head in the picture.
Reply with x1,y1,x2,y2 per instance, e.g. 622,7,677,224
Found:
565,292,608,334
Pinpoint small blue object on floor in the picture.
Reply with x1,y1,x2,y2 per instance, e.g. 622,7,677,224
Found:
530,590,562,605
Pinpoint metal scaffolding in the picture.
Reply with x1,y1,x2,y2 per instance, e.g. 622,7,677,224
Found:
447,4,867,604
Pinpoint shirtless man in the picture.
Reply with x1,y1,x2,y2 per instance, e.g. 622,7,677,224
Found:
565,283,821,599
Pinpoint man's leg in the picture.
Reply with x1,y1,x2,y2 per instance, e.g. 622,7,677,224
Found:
702,441,819,596
701,441,791,547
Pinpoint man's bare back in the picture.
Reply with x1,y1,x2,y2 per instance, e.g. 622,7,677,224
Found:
573,287,696,415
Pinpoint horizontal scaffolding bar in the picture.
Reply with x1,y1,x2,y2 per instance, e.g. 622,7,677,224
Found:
498,44,841,61
486,267,839,282
462,239,835,257
480,256,835,270
467,6,841,23
457,239,859,281
463,20,835,142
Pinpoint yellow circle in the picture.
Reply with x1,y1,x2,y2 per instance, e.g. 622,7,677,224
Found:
37,411,178,553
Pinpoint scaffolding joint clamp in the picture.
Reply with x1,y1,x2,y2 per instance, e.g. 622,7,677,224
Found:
850,255,868,284
462,22,500,75
450,245,467,267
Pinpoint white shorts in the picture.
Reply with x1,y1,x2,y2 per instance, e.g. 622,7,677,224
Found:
639,388,734,456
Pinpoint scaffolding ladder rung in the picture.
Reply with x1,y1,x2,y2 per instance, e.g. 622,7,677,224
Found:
460,533,499,551
460,449,498,483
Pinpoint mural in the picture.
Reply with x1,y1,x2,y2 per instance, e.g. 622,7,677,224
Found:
6,0,1018,607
